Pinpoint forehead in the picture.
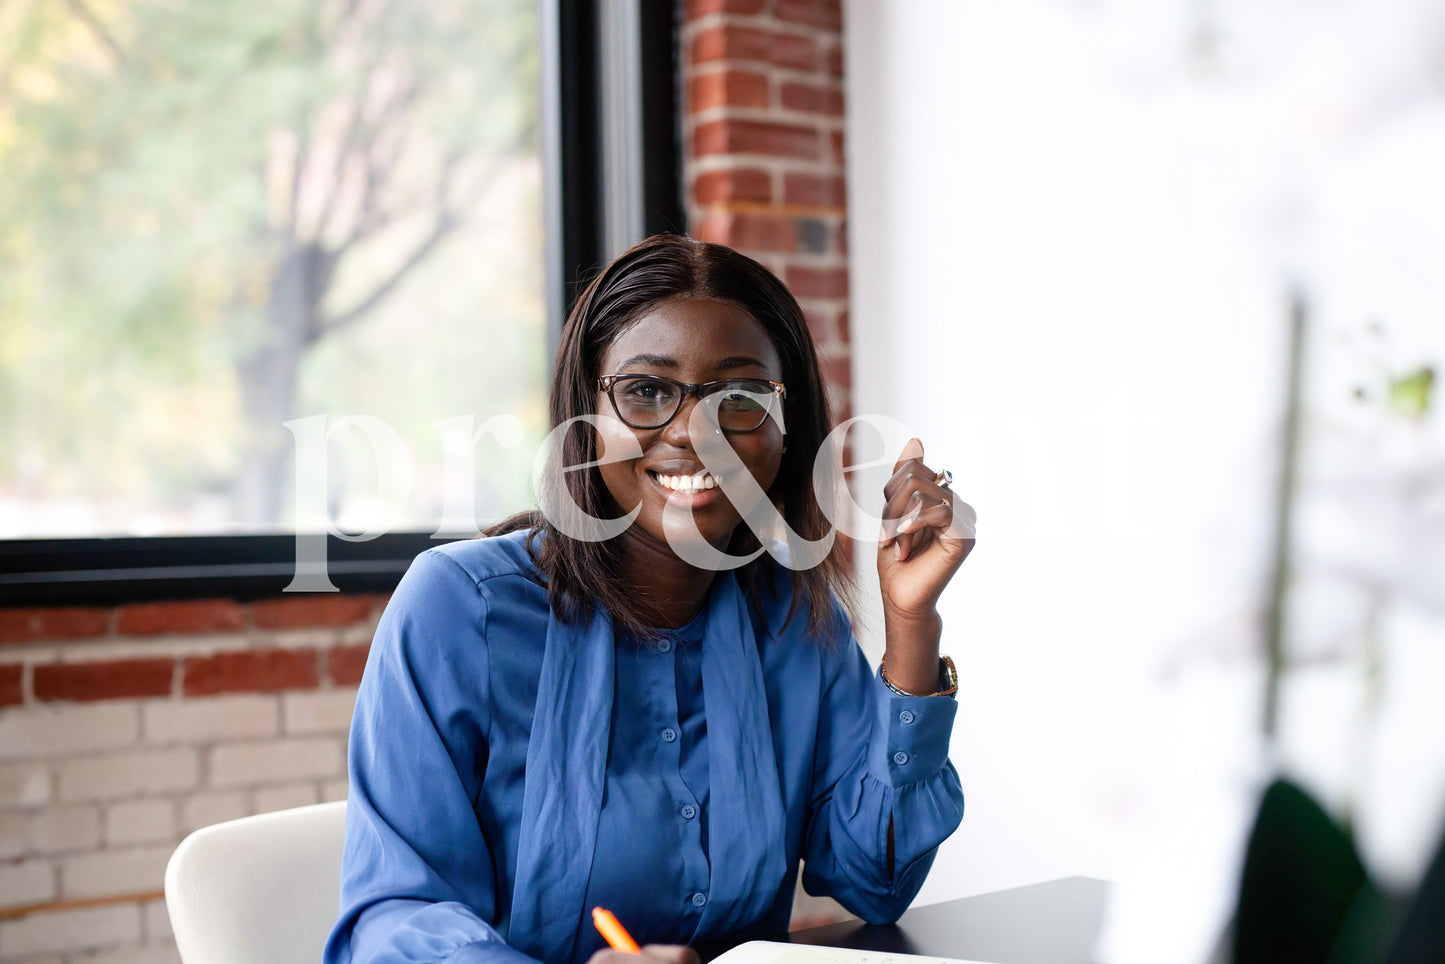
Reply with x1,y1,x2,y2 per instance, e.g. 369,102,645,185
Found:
600,297,781,374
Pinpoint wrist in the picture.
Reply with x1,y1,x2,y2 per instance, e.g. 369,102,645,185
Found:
882,608,943,695
883,605,942,640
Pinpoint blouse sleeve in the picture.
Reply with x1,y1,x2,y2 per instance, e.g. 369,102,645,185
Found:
798,595,965,925
323,550,540,964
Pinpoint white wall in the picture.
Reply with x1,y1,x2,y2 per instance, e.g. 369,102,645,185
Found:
845,2,1445,961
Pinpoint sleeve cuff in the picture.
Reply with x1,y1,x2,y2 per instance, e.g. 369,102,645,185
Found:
869,666,958,786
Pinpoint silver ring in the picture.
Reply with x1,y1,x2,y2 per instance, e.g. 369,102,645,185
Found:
932,468,952,488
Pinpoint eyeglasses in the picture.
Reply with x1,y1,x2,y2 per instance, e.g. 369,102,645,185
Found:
596,373,787,433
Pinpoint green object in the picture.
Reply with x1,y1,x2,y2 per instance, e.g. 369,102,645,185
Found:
1387,366,1435,417
1229,779,1430,963
1385,817,1445,962
1233,779,1372,962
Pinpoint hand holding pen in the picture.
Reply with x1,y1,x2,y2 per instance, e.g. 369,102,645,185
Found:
587,907,699,964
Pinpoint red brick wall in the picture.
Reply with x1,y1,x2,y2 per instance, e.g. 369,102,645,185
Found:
1,598,381,708
681,0,852,427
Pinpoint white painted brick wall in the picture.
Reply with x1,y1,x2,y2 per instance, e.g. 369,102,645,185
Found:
72,944,181,964
180,791,247,833
252,783,319,814
142,899,172,943
40,633,250,664
0,762,50,808
0,859,56,909
281,690,356,735
28,805,101,854
105,801,176,847
0,705,138,760
209,738,342,788
0,684,361,964
59,846,173,900
0,812,25,860
321,778,349,803
58,750,200,802
142,696,278,745
0,904,142,958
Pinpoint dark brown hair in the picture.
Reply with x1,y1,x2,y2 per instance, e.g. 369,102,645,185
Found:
483,233,857,644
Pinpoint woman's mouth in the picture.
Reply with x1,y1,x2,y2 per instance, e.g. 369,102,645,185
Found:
646,469,725,508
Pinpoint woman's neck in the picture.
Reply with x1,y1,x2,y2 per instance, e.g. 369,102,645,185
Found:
616,530,719,629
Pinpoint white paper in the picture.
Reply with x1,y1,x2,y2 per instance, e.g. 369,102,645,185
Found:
710,940,996,964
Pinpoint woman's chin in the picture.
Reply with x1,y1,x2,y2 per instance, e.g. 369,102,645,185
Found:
627,515,734,557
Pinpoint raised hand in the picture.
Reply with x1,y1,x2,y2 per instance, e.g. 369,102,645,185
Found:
877,437,975,619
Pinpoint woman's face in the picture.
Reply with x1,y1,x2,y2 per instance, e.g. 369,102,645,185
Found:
593,296,786,557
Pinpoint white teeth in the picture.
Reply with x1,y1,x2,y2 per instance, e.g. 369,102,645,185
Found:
654,471,718,492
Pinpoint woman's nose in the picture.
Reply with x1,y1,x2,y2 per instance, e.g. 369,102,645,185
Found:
663,391,708,444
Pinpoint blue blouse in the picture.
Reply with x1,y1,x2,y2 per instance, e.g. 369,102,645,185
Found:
324,529,964,964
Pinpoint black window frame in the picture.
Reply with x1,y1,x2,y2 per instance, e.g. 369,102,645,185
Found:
0,0,684,607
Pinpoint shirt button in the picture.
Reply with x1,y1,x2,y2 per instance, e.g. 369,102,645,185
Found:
680,804,697,820
657,639,673,653
899,710,916,725
691,892,708,908
661,727,677,743
893,750,910,765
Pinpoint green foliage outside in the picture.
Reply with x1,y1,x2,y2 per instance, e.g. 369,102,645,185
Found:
0,0,547,535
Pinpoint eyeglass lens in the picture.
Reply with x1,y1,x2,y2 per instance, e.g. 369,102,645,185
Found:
611,375,775,431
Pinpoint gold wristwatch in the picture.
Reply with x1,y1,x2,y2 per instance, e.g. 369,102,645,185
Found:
880,653,958,698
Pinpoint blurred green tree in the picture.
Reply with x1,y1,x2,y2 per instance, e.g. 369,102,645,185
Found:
0,0,537,526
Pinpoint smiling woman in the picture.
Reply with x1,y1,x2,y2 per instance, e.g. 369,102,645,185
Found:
485,233,855,641
324,234,973,964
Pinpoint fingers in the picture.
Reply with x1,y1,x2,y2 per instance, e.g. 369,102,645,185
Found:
897,493,952,537
639,946,701,964
882,461,933,504
894,494,951,561
879,477,951,548
890,436,924,476
898,496,978,563
588,950,698,964
880,437,969,562
883,440,931,503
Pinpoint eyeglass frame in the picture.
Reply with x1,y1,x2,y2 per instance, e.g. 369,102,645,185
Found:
595,373,787,433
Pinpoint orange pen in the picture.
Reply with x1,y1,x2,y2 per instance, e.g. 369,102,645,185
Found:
591,906,641,954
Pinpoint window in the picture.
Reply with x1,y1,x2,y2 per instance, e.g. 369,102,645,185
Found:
0,0,682,603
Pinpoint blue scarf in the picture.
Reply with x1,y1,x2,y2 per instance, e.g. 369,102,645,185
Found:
506,569,789,963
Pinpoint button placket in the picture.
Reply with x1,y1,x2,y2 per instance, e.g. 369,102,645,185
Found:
653,635,708,904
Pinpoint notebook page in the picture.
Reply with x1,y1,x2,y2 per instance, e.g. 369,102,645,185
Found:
711,940,996,964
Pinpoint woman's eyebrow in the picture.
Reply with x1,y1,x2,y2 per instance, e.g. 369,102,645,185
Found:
617,353,771,372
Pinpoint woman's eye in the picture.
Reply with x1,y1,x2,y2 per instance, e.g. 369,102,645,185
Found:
625,380,672,401
717,382,767,407
720,391,762,410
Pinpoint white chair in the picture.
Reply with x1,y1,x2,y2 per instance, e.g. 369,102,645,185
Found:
165,800,347,964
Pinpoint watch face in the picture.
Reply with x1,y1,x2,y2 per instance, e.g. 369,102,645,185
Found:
938,655,959,696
